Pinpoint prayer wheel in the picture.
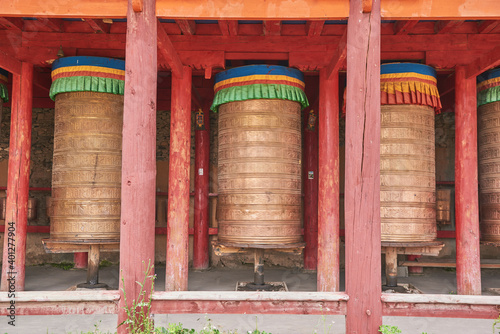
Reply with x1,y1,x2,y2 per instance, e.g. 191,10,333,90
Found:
478,68,500,242
380,63,442,242
211,65,309,245
48,56,125,241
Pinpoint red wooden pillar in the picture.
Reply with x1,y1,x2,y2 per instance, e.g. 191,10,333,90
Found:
166,66,192,291
0,63,33,292
345,0,382,332
317,69,339,290
117,0,157,331
74,252,88,269
455,66,481,295
193,107,210,269
303,107,319,270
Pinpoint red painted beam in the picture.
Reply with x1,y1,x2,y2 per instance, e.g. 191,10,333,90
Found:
36,18,63,32
166,66,192,291
465,45,500,79
84,19,110,34
0,17,23,31
345,0,382,332
263,20,281,36
317,69,340,290
435,20,465,34
325,28,347,80
455,66,481,295
157,20,184,79
193,107,210,270
218,20,238,36
393,20,418,35
0,63,33,292
0,49,22,75
477,20,499,34
73,252,88,269
118,0,157,332
306,20,325,37
176,19,196,35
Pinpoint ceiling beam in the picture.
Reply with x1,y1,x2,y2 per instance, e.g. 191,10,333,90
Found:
157,19,184,78
306,20,325,37
465,44,500,79
434,20,464,34
176,20,196,35
477,20,500,34
84,19,110,34
325,28,347,79
393,20,418,35
36,18,63,32
263,20,281,36
0,17,23,31
218,20,238,36
0,49,22,75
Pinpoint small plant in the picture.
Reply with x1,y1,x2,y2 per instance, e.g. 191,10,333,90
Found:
99,259,113,268
119,260,156,333
160,322,195,334
198,318,221,334
493,312,500,334
247,316,271,334
379,325,402,334
50,262,75,270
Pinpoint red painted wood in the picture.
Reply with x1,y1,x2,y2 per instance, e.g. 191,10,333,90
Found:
0,17,24,31
166,66,192,291
176,20,196,35
117,0,157,332
73,252,88,269
406,255,424,274
263,20,281,36
465,45,500,79
454,66,481,295
435,20,465,34
437,230,456,238
382,303,499,319
193,107,210,269
317,68,340,291
306,21,325,37
0,49,22,75
84,19,110,34
477,20,500,34
303,106,319,270
0,63,33,292
325,29,347,79
345,0,382,332
393,20,419,35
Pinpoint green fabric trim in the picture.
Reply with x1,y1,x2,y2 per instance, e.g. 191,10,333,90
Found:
478,86,500,106
211,83,309,112
0,83,8,103
50,76,125,101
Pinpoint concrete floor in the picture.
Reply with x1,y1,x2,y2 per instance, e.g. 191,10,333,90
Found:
6,265,500,334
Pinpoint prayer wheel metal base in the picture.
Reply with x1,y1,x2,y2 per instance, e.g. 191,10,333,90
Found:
380,104,437,243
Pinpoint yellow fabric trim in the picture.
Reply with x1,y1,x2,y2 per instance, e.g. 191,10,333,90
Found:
380,72,437,84
381,80,440,97
51,65,125,78
477,76,500,89
214,74,305,91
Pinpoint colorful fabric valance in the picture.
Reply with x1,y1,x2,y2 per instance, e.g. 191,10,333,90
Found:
0,68,9,103
50,56,125,100
211,65,309,112
477,68,500,106
380,63,442,113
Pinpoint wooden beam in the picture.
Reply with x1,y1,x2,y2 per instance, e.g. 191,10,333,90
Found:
325,28,347,80
455,66,481,295
132,0,143,12
465,45,500,79
0,17,23,31
117,0,157,332
218,20,238,36
0,49,22,75
393,20,418,35
157,20,184,78
306,20,325,37
345,0,382,332
477,20,499,34
84,19,110,34
435,20,464,34
36,18,63,32
176,19,196,35
263,20,281,36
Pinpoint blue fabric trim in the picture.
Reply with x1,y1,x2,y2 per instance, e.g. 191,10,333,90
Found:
215,65,304,84
52,56,125,71
477,67,500,84
381,63,437,78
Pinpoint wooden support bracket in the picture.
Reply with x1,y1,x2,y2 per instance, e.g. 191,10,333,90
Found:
325,29,347,80
362,0,373,13
0,49,22,75
465,45,500,79
157,19,184,78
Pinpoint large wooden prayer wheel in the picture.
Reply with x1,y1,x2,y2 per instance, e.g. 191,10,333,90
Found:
380,63,442,242
478,68,500,242
48,56,125,241
212,65,309,245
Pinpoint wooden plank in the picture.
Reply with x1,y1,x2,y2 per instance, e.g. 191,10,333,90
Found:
178,50,224,71
117,0,157,332
325,28,347,80
176,19,196,35
306,20,325,37
36,18,63,32
0,63,33,292
477,20,500,34
166,66,192,291
455,66,482,296
465,45,500,79
435,20,464,33
157,19,184,78
345,0,382,332
84,19,110,33
0,49,21,75
393,20,418,35
400,261,500,269
226,52,288,60
263,20,281,36
0,17,23,31
193,106,210,269
218,20,238,36
317,69,340,291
